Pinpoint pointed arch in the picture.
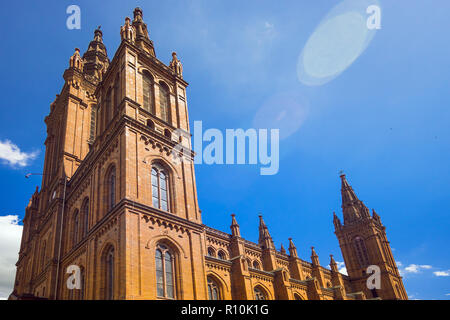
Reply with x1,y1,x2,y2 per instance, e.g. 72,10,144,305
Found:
105,164,117,213
142,70,155,114
253,284,270,300
101,243,116,300
206,272,229,299
81,197,89,237
353,236,370,268
72,209,80,247
158,81,171,124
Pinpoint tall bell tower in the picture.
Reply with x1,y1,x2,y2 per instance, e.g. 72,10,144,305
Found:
333,174,407,300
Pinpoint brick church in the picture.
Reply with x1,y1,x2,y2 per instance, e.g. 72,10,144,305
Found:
10,8,407,300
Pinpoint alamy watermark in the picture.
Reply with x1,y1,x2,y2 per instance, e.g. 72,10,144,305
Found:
172,121,280,176
366,265,381,290
366,5,381,30
67,265,81,289
66,5,81,30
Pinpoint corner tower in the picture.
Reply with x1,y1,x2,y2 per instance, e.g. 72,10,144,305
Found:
334,174,407,300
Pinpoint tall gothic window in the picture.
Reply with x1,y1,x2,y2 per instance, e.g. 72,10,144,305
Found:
207,277,220,300
159,82,170,123
155,244,175,299
254,287,266,300
107,166,116,211
82,198,89,237
106,87,112,124
40,241,46,270
142,72,155,114
89,105,97,143
353,236,370,267
114,74,120,112
73,210,79,246
105,246,115,300
151,165,169,211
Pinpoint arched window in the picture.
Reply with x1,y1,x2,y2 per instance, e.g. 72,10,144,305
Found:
72,210,79,246
114,74,120,111
207,247,216,258
159,82,170,124
82,198,89,237
252,260,261,270
294,293,303,300
105,246,115,300
353,236,370,267
155,243,175,299
217,250,226,260
40,241,47,270
146,119,155,130
142,72,155,114
107,166,116,211
254,286,266,300
105,87,112,124
151,164,169,211
207,277,220,300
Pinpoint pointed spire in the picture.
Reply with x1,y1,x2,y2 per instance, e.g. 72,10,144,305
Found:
333,211,342,230
288,238,298,258
169,52,183,78
372,208,380,220
230,213,240,237
280,243,286,254
258,215,275,249
329,254,338,272
82,27,109,81
131,7,155,56
69,48,83,71
120,17,136,43
311,246,320,266
340,173,370,224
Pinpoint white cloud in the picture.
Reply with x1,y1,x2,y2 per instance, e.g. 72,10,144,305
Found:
0,215,22,299
445,293,450,296
336,261,348,275
433,271,450,277
0,140,38,167
401,264,433,275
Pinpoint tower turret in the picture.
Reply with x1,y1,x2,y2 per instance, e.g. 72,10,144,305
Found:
334,174,408,300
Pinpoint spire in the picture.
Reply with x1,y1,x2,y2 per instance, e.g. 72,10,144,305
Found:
258,215,275,249
288,238,298,258
120,17,136,43
372,209,382,224
230,213,240,237
131,7,155,56
69,48,83,71
169,52,183,78
311,246,320,266
280,243,286,255
340,173,370,224
82,27,109,81
333,211,342,230
329,254,338,273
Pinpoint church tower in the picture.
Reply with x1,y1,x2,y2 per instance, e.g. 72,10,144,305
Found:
334,174,408,300
12,8,205,300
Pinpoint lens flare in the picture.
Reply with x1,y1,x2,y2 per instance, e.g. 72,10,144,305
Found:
298,0,380,86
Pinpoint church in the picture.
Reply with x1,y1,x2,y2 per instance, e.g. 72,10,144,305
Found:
9,8,407,300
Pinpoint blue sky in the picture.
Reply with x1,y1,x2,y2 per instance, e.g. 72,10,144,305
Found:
0,0,449,300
